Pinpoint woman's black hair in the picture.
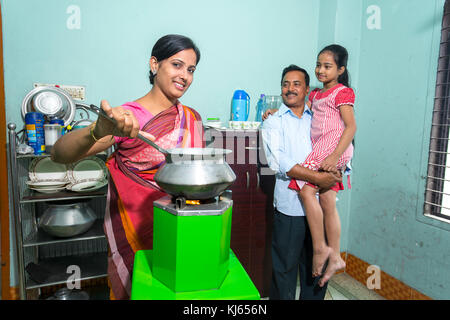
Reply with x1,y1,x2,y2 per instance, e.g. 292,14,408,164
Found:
281,64,310,87
319,44,350,87
149,34,201,85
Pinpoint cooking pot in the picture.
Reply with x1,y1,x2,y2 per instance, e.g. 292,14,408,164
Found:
46,288,89,300
89,104,236,199
154,147,235,199
39,199,96,237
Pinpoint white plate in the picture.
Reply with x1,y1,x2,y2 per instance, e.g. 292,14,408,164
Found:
26,180,68,188
67,157,107,184
28,186,66,194
68,179,108,192
28,157,68,182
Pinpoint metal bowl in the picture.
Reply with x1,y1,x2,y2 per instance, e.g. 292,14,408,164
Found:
21,86,76,126
39,199,96,238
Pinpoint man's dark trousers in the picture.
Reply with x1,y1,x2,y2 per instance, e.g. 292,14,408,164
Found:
269,208,328,300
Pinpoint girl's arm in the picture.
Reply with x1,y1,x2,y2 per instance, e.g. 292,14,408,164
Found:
320,104,356,172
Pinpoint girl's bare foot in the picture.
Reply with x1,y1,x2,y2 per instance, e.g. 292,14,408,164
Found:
318,254,346,287
312,246,332,277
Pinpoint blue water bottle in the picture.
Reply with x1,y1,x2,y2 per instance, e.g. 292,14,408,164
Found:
255,94,266,122
25,112,46,155
231,90,250,121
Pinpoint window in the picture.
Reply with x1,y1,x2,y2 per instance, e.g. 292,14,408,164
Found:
424,0,450,222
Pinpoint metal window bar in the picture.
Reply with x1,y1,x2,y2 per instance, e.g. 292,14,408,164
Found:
424,0,450,222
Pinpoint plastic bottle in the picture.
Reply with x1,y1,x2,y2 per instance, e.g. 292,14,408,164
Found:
255,94,266,122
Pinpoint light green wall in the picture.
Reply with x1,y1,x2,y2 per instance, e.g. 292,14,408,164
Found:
3,0,450,300
342,0,448,299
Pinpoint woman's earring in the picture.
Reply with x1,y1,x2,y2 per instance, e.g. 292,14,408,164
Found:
153,69,157,76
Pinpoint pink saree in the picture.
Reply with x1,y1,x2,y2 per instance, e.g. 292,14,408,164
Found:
103,102,204,300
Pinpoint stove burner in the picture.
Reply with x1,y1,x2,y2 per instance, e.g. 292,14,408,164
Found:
170,191,232,210
172,196,218,210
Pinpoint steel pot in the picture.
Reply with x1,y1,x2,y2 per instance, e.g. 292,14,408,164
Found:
39,199,96,237
154,147,236,200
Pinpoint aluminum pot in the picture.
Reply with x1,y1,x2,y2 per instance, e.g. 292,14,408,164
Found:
154,147,236,200
39,199,96,237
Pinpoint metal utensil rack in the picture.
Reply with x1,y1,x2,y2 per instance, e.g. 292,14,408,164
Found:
7,123,109,300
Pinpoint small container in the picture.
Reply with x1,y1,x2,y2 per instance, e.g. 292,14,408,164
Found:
44,124,62,153
206,117,222,129
228,121,244,129
49,118,66,135
25,112,46,155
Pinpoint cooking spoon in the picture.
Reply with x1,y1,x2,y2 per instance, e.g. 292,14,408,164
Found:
88,104,169,156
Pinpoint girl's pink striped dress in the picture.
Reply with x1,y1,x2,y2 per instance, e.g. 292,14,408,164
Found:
289,83,354,191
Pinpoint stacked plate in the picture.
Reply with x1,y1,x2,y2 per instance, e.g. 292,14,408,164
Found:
66,156,108,192
27,157,69,193
27,156,108,194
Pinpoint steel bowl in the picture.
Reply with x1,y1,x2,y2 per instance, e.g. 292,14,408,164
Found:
21,86,76,126
39,199,96,238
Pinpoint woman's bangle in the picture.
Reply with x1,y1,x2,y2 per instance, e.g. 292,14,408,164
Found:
90,122,101,142
89,122,114,143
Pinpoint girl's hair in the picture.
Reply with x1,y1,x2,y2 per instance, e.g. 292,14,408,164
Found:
319,44,350,87
149,34,201,85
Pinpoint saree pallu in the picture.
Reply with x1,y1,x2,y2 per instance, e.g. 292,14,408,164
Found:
103,103,204,300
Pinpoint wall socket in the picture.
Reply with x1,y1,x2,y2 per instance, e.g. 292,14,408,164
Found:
33,83,86,101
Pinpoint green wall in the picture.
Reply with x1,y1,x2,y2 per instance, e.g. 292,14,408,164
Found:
341,0,448,299
3,0,450,299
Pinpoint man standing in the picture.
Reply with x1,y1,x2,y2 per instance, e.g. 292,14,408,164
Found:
261,65,341,300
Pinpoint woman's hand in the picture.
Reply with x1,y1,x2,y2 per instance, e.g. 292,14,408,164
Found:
93,100,141,139
262,108,278,121
320,154,339,173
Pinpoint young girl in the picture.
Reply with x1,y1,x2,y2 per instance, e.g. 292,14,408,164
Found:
289,44,356,287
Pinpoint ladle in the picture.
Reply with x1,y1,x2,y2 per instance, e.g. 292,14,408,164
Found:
88,104,169,155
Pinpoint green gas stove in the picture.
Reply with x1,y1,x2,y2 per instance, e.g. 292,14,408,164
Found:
130,191,260,300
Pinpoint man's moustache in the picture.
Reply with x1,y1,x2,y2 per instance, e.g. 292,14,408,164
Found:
285,92,297,96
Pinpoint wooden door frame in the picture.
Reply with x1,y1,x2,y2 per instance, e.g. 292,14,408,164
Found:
0,2,11,300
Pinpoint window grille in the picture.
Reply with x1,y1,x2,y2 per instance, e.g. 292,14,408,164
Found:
424,0,450,221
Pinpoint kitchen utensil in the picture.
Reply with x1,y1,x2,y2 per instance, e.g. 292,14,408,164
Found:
38,199,96,237
67,156,107,185
22,86,76,126
26,180,67,188
205,117,222,129
231,90,250,121
88,104,236,199
28,186,67,194
46,288,89,300
67,179,108,192
28,156,69,182
264,95,282,111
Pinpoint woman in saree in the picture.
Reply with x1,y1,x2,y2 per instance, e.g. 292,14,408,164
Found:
51,34,204,300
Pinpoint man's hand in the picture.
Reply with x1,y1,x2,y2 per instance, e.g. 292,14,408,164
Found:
315,170,342,189
287,164,342,189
